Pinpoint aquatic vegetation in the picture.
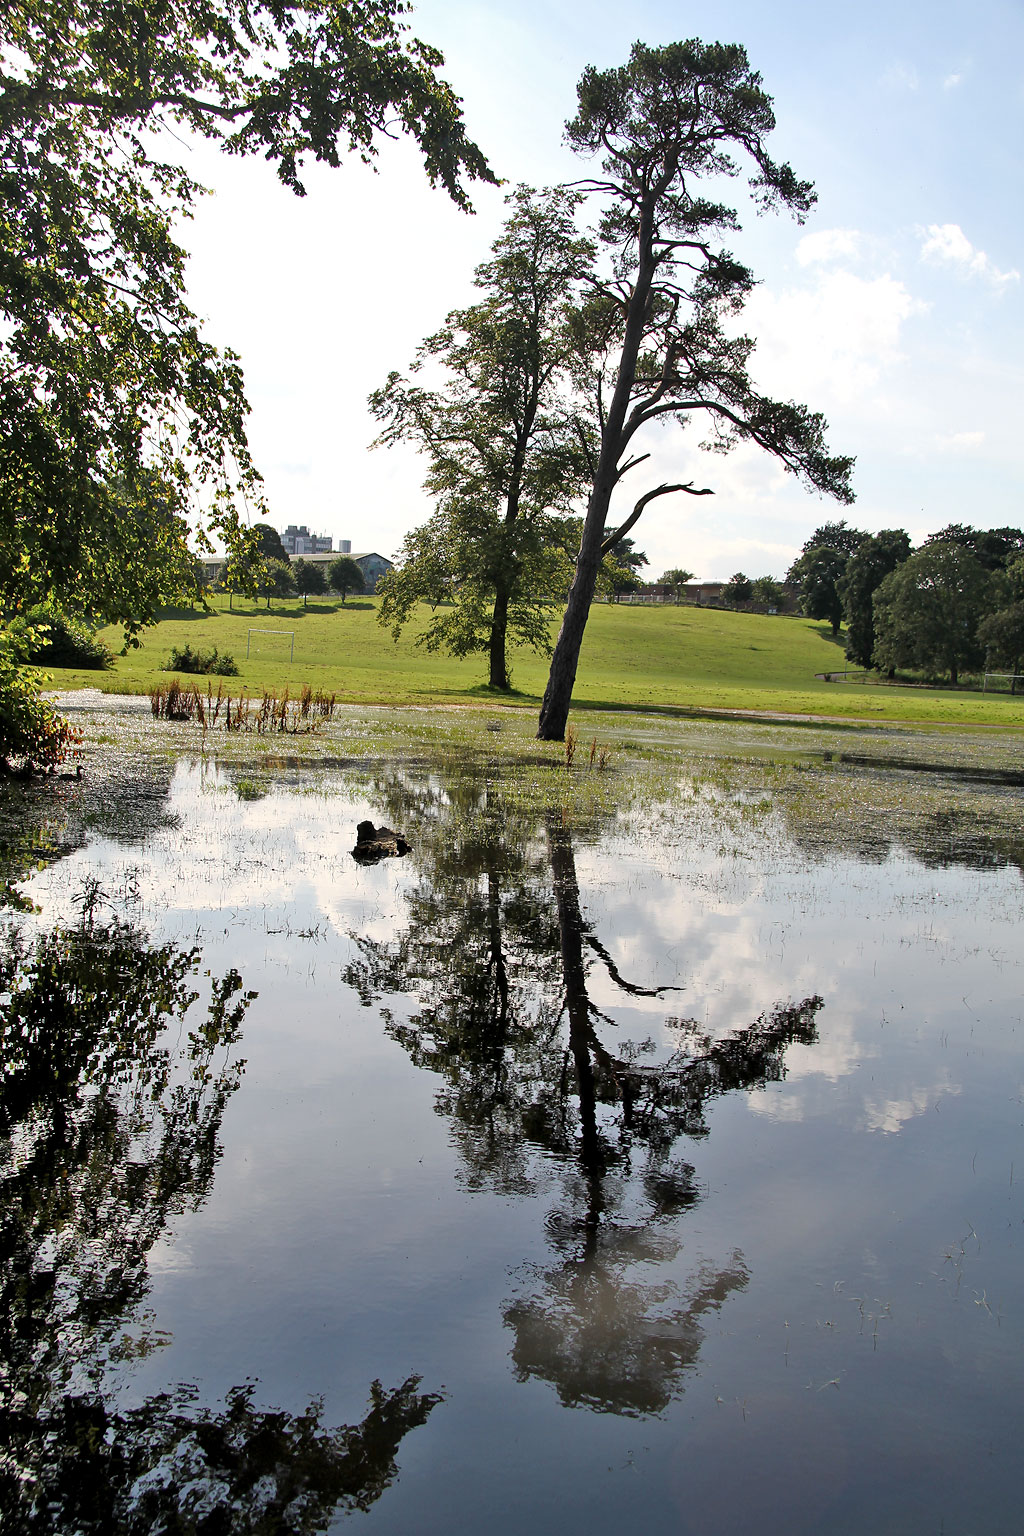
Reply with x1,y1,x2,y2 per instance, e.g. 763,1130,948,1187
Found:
148,680,337,733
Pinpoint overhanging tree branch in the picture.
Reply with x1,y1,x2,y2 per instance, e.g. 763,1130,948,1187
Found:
601,482,714,555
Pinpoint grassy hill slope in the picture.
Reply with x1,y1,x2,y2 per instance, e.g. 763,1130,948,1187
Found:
41,595,1024,728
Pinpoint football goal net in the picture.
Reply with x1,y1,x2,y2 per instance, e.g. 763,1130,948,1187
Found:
246,629,295,663
983,672,1024,694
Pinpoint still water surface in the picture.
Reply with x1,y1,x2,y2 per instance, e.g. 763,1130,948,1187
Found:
2,720,1022,1533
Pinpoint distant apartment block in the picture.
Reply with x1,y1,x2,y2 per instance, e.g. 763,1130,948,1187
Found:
200,543,393,594
282,524,334,556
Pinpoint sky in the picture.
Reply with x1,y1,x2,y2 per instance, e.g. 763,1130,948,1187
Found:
179,0,1022,582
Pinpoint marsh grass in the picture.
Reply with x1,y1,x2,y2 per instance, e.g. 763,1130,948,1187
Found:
149,680,337,734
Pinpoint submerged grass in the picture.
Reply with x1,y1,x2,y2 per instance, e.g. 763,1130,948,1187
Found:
18,695,1023,883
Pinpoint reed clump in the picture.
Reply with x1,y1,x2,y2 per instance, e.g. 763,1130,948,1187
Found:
563,726,611,771
149,680,337,734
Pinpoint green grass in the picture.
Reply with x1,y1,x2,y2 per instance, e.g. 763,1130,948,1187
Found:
39,594,1024,730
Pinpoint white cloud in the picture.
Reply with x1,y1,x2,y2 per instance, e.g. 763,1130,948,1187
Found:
795,229,864,267
919,223,1019,285
862,1082,961,1135
934,430,985,452
881,62,919,92
740,270,925,407
942,72,962,89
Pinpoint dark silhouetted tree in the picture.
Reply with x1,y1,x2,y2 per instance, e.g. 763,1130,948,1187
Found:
840,529,912,667
873,541,1000,685
536,39,854,739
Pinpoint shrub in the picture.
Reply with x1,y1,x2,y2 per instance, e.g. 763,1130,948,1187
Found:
165,643,239,676
21,605,114,670
0,628,79,771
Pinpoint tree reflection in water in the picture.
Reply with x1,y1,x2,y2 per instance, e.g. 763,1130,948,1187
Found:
346,774,822,1417
0,904,440,1533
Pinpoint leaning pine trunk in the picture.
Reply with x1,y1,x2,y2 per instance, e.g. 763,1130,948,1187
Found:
537,203,657,741
536,493,610,738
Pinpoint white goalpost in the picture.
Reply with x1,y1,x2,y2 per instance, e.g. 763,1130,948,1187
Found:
983,672,1024,693
246,629,295,663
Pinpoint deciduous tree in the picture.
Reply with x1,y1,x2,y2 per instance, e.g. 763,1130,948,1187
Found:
789,545,848,634
750,575,785,609
923,524,1024,572
293,558,327,607
839,528,911,667
0,0,492,635
873,541,1000,686
603,531,649,594
536,39,854,740
660,567,696,595
261,557,296,608
329,555,366,604
977,603,1024,690
723,572,752,606
371,186,594,690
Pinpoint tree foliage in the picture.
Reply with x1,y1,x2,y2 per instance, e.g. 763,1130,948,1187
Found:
784,521,867,636
0,0,493,639
328,555,366,602
293,557,327,605
797,519,867,563
788,544,848,634
750,575,785,609
839,528,911,667
536,39,854,738
1,1,493,758
261,556,297,607
722,572,752,606
371,186,595,689
977,603,1024,689
923,524,1024,573
254,523,290,564
0,628,79,771
873,541,1001,685
602,531,649,593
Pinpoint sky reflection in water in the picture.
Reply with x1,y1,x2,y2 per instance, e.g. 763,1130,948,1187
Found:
2,748,1022,1535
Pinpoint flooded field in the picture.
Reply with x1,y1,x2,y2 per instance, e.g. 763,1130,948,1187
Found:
2,700,1022,1534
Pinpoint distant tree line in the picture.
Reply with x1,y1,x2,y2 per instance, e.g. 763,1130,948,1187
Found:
781,520,1024,686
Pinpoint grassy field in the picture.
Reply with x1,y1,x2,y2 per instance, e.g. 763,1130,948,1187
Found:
40,593,1024,730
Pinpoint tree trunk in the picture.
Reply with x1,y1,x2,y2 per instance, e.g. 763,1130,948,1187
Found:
537,503,608,738
547,815,602,1175
486,434,529,693
537,203,657,741
486,867,510,1033
488,581,511,690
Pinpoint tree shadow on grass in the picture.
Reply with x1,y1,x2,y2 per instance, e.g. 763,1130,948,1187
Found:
158,599,378,621
810,623,847,647
464,683,537,702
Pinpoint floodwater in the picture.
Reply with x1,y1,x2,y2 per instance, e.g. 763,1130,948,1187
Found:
2,705,1023,1534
